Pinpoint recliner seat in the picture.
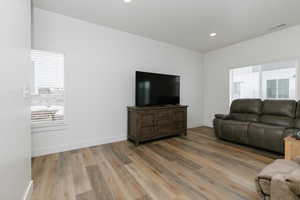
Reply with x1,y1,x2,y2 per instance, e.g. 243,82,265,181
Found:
214,99,300,154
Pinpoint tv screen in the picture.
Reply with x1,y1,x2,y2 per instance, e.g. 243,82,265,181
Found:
136,71,180,107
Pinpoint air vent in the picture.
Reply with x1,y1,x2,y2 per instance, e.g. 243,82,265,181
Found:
268,24,287,31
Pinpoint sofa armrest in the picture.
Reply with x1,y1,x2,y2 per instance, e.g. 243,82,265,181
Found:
215,114,231,120
282,129,300,140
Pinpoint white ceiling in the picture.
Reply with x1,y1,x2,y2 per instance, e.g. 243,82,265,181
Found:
32,0,300,53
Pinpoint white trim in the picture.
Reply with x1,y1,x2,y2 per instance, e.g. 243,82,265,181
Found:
23,180,33,200
32,135,127,157
296,59,299,100
31,123,68,134
229,70,233,106
228,56,300,71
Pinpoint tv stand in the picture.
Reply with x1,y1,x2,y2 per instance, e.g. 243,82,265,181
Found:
127,105,188,146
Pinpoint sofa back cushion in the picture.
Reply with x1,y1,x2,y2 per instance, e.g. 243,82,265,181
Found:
262,100,296,117
230,99,262,122
260,100,296,128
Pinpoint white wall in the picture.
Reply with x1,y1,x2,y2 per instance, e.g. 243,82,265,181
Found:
203,25,300,126
32,8,203,156
0,0,32,200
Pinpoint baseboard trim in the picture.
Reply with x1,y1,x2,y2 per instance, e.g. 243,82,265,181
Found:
23,180,33,200
32,136,127,157
187,122,203,129
32,125,204,157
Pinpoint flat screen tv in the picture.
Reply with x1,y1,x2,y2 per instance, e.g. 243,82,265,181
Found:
136,71,180,107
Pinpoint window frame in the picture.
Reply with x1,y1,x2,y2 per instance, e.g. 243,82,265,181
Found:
229,58,299,104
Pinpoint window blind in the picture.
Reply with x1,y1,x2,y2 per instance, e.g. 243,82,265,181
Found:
31,50,64,90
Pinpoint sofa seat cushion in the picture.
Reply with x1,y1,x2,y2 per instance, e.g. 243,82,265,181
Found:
260,115,294,128
248,123,285,153
230,113,259,122
256,159,299,196
221,120,249,144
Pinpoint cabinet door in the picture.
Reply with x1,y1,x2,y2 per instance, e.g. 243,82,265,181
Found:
172,109,187,132
157,110,173,135
173,109,186,122
138,112,157,139
140,126,157,139
139,112,155,127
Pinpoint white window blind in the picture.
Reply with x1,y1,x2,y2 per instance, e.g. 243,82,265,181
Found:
31,50,65,127
31,50,64,91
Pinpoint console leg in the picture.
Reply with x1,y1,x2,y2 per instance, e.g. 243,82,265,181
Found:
135,140,140,146
184,130,187,136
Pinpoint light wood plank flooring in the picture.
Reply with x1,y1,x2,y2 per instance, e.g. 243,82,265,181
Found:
32,127,281,200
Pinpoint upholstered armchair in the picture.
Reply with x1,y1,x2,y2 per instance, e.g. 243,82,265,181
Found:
256,157,300,200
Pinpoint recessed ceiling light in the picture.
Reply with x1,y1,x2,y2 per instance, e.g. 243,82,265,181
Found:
124,0,132,3
209,32,217,37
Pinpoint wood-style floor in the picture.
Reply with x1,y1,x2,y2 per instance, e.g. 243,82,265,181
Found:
32,127,281,200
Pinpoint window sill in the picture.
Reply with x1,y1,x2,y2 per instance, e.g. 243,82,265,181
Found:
31,122,68,134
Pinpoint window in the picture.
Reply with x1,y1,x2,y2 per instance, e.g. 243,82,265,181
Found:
266,79,277,98
230,60,297,102
267,79,289,98
278,79,289,98
233,82,242,99
31,50,65,127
